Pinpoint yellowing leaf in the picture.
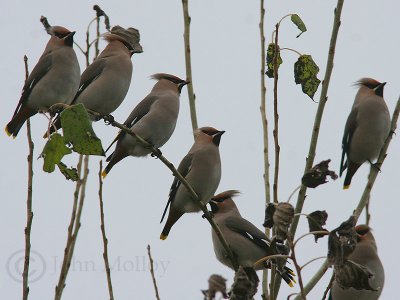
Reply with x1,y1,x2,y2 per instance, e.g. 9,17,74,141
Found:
41,133,72,173
57,162,79,181
294,55,321,100
61,104,104,156
291,14,307,38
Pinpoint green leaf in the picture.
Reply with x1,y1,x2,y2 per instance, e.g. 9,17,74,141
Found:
291,14,307,38
294,54,321,100
61,103,105,156
266,43,283,78
41,133,72,173
57,162,79,181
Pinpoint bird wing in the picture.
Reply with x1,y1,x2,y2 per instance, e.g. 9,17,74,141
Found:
13,54,53,117
71,58,106,104
160,153,193,223
224,216,271,250
104,95,158,153
340,107,358,176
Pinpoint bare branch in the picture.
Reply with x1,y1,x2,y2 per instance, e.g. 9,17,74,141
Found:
259,0,271,298
22,55,34,300
182,0,199,134
147,245,161,300
98,161,115,300
273,1,345,297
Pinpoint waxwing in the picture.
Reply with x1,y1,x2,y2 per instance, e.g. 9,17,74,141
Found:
6,26,80,137
160,127,224,240
340,78,391,189
330,225,384,300
102,73,189,177
46,31,141,136
209,191,295,286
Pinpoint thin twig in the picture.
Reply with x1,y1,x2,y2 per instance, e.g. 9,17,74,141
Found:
321,274,334,300
294,96,400,300
293,231,329,248
286,185,301,203
98,161,115,300
273,1,345,298
280,47,302,56
270,21,281,300
253,254,291,268
288,237,306,300
182,0,199,134
259,0,271,298
55,155,83,299
290,0,344,239
22,55,34,300
272,23,280,205
300,256,327,271
293,260,330,300
147,245,161,300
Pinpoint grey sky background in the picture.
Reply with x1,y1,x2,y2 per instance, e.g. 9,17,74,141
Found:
1,0,399,299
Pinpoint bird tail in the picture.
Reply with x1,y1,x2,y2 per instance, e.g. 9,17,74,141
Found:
5,106,36,138
160,206,184,240
278,266,296,287
343,161,361,189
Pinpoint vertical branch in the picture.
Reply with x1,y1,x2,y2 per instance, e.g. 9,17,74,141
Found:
22,55,34,300
365,195,371,226
147,245,161,300
54,8,103,297
290,0,345,240
55,155,83,300
95,16,100,59
182,0,199,134
273,1,345,298
272,24,280,205
98,161,114,300
259,1,271,299
270,22,281,300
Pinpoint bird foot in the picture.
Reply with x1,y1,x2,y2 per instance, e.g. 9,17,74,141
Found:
150,148,162,158
368,160,382,172
103,114,114,125
202,210,214,219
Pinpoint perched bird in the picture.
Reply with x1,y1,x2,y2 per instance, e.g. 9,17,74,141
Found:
6,26,80,137
340,78,391,189
209,190,295,287
102,73,189,177
160,127,225,240
46,30,142,136
330,225,385,300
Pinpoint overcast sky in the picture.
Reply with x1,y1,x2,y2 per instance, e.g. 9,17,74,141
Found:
1,0,399,299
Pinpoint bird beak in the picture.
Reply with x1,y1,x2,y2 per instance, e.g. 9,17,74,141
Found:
178,81,190,93
212,130,225,146
374,82,386,96
209,201,219,214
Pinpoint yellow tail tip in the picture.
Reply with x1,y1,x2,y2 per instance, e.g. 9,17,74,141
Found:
160,234,168,240
5,126,12,137
101,170,108,179
288,282,294,288
343,184,350,190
